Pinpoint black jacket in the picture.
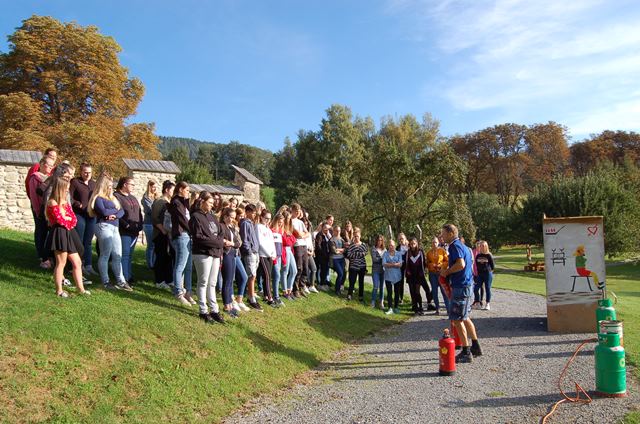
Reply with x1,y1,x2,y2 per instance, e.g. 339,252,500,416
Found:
113,191,143,237
189,209,224,257
169,196,190,239
314,232,332,260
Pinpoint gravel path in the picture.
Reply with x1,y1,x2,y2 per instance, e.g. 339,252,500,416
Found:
226,289,639,424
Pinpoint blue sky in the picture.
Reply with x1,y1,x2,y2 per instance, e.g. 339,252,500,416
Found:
2,0,640,151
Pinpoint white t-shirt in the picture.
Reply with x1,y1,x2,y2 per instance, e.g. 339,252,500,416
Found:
292,218,307,247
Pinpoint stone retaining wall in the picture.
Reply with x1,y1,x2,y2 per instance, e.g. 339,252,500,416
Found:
0,164,35,232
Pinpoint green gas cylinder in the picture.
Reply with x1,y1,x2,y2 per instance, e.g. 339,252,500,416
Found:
595,332,626,397
596,298,616,332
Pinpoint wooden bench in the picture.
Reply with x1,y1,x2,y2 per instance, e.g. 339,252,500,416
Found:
524,261,545,272
571,275,593,292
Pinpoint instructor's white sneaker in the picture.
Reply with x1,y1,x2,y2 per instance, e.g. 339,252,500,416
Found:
484,303,491,311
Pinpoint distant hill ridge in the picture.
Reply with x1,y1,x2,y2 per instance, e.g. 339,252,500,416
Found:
158,136,275,185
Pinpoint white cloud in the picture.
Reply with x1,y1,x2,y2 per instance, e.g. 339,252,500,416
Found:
386,0,640,134
568,98,640,137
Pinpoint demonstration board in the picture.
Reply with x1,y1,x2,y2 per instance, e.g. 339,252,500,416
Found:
543,216,605,333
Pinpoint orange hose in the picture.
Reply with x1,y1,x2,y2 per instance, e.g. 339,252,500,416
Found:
541,337,598,423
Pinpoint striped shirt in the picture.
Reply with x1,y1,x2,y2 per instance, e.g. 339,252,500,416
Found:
345,242,368,270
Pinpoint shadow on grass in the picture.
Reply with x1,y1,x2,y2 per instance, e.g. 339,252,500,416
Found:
244,329,319,368
304,307,398,344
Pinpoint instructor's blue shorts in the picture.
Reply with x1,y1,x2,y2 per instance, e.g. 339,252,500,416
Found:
449,285,473,321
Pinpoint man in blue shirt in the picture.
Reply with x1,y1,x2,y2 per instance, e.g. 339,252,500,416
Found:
440,224,483,363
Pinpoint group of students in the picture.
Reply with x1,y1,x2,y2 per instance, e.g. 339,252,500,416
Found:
25,149,495,330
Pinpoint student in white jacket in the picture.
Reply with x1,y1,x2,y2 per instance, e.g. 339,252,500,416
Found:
257,209,278,307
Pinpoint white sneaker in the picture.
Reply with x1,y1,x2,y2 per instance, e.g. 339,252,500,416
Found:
176,294,192,306
232,301,242,312
303,287,311,295
484,303,491,311
238,302,250,312
82,277,93,285
308,286,319,294
385,308,394,315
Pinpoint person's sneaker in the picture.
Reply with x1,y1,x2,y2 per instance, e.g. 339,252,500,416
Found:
471,342,483,357
40,259,52,270
346,294,352,301
275,298,285,307
176,294,192,306
62,278,72,287
82,277,93,285
199,313,214,324
434,310,440,315
225,309,239,319
426,303,437,311
393,308,400,314
184,293,197,305
455,351,473,363
385,308,394,315
371,300,376,308
103,282,117,291
231,301,242,313
484,303,491,311
303,286,311,295
318,285,329,292
83,266,99,276
471,302,482,310
116,282,133,292
210,312,225,324
266,299,275,306
308,286,319,294
248,301,263,312
79,290,91,296
57,291,69,298
156,281,171,290
238,302,250,312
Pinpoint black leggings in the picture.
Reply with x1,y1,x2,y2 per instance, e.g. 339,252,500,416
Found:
408,274,432,312
294,246,308,292
257,256,273,300
348,267,366,299
385,280,402,309
153,233,174,285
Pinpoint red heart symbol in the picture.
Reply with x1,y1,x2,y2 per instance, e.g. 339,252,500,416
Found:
587,226,598,235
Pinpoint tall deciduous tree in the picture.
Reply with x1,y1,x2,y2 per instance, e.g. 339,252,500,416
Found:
0,15,159,171
361,114,466,237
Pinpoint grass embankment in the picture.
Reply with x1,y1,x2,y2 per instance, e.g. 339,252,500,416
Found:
0,230,407,423
493,246,640,423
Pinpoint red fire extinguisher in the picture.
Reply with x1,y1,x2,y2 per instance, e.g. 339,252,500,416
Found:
450,321,462,350
439,329,456,376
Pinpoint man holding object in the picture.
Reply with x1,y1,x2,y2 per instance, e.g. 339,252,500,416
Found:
440,224,483,363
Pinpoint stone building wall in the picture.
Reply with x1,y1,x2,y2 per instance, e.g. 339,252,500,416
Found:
0,164,35,232
233,173,261,203
128,170,177,201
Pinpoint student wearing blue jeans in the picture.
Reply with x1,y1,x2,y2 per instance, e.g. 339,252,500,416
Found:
330,226,346,294
168,182,194,305
114,177,143,284
474,241,495,310
90,173,131,291
370,234,386,308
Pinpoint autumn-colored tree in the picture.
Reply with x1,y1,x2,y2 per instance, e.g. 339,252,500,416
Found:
0,15,159,172
523,122,570,186
570,130,640,176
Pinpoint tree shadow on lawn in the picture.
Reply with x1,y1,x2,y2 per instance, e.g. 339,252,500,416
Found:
243,328,319,368
303,307,400,345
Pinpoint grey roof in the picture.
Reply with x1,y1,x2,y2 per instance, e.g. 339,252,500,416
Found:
231,165,263,185
189,183,244,196
123,159,180,174
0,149,42,165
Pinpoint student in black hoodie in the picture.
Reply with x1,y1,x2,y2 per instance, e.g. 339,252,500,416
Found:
114,177,143,285
169,181,194,306
189,192,226,324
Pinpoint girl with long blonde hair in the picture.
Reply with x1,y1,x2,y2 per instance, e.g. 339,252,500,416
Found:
89,173,131,291
45,176,90,297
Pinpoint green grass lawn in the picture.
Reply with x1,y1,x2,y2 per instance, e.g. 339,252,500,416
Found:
493,246,640,423
0,230,408,423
